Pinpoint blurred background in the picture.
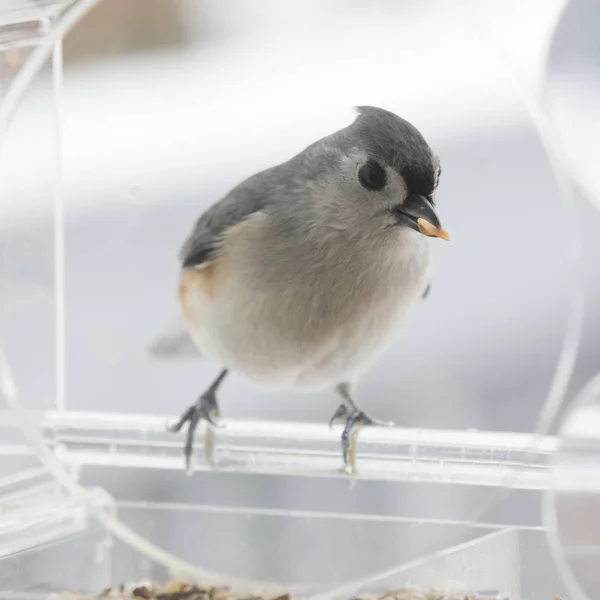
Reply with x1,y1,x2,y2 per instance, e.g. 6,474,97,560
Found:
1,0,600,598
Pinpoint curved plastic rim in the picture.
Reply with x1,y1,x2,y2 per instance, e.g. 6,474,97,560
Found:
542,373,600,600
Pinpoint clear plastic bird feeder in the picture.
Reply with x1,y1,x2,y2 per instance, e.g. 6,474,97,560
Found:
0,1,599,599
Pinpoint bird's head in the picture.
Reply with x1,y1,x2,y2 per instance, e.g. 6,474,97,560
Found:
314,106,449,242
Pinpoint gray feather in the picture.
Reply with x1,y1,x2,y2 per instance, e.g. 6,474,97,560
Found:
179,171,273,268
353,106,438,180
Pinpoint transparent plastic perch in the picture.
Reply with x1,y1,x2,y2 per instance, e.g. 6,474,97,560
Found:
31,410,557,489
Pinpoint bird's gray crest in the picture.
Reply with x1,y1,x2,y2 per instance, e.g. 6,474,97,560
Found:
352,106,439,196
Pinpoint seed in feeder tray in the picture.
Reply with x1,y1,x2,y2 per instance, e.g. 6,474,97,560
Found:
159,589,204,600
89,581,517,600
416,218,450,241
163,581,193,595
210,587,231,600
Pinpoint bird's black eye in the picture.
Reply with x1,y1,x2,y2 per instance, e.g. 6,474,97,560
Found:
358,160,387,191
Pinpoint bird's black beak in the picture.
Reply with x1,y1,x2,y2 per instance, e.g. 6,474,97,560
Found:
394,194,450,241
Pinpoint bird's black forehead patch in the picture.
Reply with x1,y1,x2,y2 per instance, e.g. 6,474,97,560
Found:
351,106,438,196
401,163,437,198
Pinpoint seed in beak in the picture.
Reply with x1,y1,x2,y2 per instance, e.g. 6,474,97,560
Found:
417,217,450,241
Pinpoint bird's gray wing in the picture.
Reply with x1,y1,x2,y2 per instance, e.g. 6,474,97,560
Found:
179,164,285,268
179,137,339,268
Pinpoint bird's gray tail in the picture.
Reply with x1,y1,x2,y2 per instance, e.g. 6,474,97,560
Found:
147,317,202,359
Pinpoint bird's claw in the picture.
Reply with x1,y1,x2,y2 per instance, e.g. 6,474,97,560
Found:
329,403,393,475
202,409,223,429
329,403,349,428
168,391,222,472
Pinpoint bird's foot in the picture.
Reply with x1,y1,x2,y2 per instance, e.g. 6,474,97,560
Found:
329,404,393,475
168,390,224,473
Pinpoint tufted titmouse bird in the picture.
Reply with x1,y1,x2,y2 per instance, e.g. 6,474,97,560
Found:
165,106,449,475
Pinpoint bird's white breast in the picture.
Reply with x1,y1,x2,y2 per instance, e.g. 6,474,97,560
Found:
182,223,431,391
297,239,430,388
